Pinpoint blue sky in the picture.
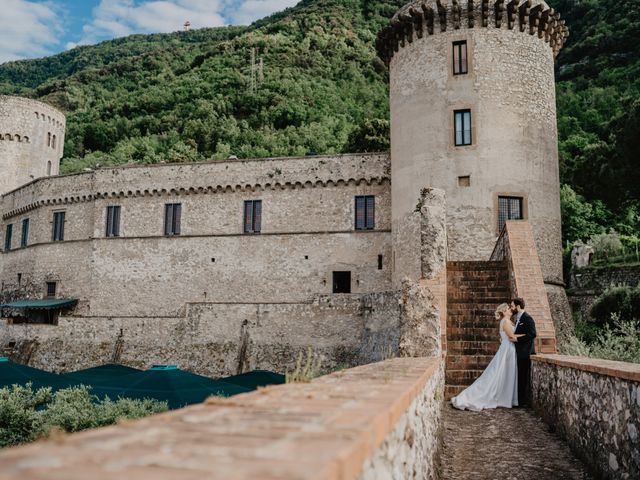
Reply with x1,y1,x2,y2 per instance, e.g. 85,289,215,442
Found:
0,0,299,65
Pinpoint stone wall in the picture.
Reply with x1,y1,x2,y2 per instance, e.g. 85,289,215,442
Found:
568,266,640,319
532,355,640,480
1,292,403,376
0,357,445,480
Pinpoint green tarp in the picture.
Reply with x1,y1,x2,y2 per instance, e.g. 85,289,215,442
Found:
0,299,78,310
0,357,72,391
63,364,142,383
83,366,252,409
2,360,285,410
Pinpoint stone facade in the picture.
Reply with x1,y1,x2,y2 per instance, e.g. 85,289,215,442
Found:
0,96,65,196
532,355,640,480
0,146,451,375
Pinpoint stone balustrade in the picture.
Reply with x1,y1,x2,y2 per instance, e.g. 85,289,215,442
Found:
532,354,640,480
0,357,444,480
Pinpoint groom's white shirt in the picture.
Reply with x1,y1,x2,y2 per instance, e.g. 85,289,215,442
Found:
514,310,524,331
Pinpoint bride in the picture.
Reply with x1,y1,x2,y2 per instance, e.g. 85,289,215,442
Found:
451,303,523,411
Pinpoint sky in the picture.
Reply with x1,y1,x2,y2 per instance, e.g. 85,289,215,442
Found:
0,0,300,65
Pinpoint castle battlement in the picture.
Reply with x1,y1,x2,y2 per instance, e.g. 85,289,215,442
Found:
0,133,30,143
376,0,569,64
0,96,66,196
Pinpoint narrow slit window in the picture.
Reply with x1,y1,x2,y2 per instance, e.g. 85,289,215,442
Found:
454,109,472,146
378,255,383,270
21,218,29,248
106,206,121,237
164,203,182,236
243,200,262,234
4,224,12,251
52,211,65,242
498,196,524,232
453,40,468,75
355,195,375,230
47,132,51,147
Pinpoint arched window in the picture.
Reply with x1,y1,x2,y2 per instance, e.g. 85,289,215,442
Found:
15,135,21,142
34,112,39,119
23,136,29,143
47,161,52,176
5,133,12,141
47,132,51,147
52,135,56,149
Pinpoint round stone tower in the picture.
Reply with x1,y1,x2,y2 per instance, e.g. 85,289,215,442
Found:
0,96,66,195
378,1,571,331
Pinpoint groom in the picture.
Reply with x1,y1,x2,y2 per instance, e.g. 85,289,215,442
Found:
510,297,537,407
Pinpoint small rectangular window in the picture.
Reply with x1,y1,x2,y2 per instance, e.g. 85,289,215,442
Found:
355,196,375,230
454,109,472,146
458,176,471,187
52,212,65,241
164,204,182,236
46,281,57,298
4,224,13,251
453,41,468,75
378,254,383,270
498,196,524,232
333,271,351,294
21,219,29,248
106,206,121,237
243,200,262,234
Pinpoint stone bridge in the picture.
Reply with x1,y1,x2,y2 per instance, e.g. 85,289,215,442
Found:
0,355,638,479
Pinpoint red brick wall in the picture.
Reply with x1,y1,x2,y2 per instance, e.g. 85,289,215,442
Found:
502,221,557,353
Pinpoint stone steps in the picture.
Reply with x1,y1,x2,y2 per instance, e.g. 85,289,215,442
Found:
445,260,512,399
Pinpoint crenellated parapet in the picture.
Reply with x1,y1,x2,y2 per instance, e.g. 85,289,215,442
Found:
376,0,569,64
0,133,30,143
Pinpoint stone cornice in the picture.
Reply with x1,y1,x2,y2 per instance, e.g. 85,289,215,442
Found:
1,176,390,220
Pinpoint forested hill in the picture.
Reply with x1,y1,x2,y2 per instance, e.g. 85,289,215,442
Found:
0,0,638,240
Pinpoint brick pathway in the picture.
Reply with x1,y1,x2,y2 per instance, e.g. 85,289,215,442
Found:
441,405,592,480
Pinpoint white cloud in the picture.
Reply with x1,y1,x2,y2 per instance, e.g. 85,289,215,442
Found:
230,0,298,25
77,0,227,46
0,0,63,64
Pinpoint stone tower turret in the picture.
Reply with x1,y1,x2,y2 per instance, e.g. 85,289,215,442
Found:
0,96,66,195
379,1,572,332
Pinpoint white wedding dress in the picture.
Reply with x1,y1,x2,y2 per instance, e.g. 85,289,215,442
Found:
451,319,518,411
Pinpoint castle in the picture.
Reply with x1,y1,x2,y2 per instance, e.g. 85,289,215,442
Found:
0,0,570,380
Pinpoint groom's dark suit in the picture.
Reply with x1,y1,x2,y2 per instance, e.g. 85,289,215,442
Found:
514,311,537,407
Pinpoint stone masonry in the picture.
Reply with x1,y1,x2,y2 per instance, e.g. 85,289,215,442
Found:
532,354,640,480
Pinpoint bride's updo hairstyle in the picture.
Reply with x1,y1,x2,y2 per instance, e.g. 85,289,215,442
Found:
494,303,511,320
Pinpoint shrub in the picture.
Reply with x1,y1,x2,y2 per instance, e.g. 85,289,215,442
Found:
589,284,640,327
560,316,640,364
589,231,623,260
0,384,167,448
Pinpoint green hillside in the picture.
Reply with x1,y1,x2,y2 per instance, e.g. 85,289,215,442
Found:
0,0,637,240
